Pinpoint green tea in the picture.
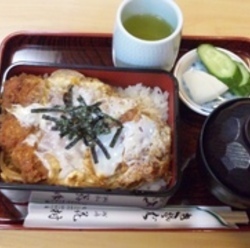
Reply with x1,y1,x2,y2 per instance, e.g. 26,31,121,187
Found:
123,14,173,41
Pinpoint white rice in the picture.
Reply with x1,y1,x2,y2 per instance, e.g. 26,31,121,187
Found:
117,83,169,121
117,83,170,191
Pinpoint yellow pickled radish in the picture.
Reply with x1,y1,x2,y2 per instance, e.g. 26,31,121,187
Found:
183,69,229,104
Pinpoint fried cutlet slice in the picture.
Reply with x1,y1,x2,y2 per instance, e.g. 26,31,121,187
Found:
1,73,46,108
0,113,32,152
10,143,48,183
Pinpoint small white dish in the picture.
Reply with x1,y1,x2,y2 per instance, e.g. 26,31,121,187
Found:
173,47,249,116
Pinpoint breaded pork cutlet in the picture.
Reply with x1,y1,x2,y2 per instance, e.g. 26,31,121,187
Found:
1,73,46,109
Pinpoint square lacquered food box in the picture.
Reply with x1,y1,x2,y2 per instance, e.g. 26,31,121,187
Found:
0,63,179,208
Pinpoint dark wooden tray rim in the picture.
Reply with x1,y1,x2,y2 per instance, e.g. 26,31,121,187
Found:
0,32,249,231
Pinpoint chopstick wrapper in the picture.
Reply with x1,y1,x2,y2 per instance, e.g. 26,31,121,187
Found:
23,192,249,229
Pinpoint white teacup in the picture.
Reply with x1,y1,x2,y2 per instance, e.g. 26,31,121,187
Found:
112,0,183,71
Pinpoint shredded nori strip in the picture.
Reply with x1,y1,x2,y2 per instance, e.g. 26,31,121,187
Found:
31,86,123,163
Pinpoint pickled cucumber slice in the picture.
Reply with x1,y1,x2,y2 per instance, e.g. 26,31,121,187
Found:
237,62,250,87
197,44,242,88
231,62,250,96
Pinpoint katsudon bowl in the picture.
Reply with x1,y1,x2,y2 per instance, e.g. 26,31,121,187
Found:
0,63,179,208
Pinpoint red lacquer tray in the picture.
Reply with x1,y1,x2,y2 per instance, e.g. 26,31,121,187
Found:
0,32,249,231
